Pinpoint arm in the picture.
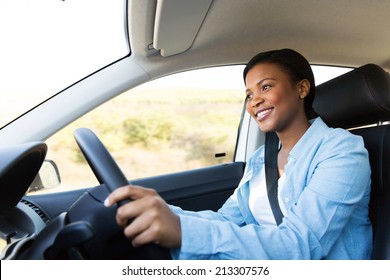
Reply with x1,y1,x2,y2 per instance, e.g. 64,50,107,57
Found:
104,163,251,249
169,159,256,224
169,190,246,226
103,183,246,248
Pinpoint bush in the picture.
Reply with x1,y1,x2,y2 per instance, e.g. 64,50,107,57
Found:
123,114,174,147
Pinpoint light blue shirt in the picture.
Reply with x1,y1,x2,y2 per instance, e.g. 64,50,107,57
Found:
170,117,372,259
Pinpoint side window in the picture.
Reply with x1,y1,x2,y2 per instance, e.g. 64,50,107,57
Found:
42,66,246,193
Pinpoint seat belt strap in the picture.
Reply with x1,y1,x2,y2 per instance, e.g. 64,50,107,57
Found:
264,131,284,225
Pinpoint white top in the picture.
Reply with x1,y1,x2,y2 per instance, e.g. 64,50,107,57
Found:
248,167,287,225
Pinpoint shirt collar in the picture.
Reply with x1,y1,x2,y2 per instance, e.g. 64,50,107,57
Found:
289,117,329,160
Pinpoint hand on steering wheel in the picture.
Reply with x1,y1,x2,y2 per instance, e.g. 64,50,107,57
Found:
73,128,176,258
104,185,181,248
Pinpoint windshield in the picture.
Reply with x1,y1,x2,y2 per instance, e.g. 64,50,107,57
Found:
0,0,129,128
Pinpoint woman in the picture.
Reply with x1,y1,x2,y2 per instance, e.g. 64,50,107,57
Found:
104,49,372,259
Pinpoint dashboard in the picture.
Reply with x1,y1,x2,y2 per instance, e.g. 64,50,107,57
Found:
0,142,47,257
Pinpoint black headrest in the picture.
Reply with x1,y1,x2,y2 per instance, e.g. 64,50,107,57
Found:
312,64,390,129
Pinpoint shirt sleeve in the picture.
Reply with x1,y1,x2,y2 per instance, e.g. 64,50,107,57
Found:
170,130,371,259
169,161,253,225
169,186,246,226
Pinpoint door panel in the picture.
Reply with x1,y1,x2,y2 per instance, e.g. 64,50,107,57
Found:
132,161,245,211
24,162,245,219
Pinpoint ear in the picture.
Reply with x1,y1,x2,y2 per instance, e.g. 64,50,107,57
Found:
298,79,310,99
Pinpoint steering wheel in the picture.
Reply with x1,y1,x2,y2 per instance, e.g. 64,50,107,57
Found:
73,128,133,198
21,128,171,260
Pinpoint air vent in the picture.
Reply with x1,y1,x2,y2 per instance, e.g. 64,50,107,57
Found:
20,199,50,224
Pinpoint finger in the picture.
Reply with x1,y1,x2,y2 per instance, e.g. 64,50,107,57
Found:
126,200,182,248
130,222,161,247
115,194,162,227
104,185,156,207
130,213,181,248
122,207,158,241
104,185,132,207
114,196,148,227
122,185,158,201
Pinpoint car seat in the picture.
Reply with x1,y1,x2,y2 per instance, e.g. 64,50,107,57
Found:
312,64,390,260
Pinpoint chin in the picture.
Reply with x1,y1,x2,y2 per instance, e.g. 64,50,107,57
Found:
258,124,274,133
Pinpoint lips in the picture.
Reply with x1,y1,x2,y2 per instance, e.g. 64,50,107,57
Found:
255,107,273,121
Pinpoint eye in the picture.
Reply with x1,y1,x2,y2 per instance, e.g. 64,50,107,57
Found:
262,84,271,91
245,92,253,101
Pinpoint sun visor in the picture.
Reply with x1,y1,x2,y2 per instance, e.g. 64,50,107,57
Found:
153,0,213,57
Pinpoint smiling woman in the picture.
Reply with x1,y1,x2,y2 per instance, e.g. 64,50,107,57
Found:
1,0,387,267
0,0,128,128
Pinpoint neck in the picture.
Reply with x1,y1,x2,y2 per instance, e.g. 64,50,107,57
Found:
277,118,310,153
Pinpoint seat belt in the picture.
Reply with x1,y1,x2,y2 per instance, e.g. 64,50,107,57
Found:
264,131,284,226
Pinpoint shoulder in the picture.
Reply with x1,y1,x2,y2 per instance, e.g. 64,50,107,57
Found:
318,119,366,152
310,119,369,169
308,117,364,146
290,117,368,163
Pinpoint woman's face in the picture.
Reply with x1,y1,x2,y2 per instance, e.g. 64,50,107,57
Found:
245,63,308,133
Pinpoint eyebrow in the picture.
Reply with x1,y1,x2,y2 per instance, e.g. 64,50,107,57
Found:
245,77,276,93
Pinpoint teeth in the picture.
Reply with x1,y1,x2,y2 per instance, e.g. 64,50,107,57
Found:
257,109,272,117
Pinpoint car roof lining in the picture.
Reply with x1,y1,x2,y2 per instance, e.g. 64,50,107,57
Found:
128,0,390,79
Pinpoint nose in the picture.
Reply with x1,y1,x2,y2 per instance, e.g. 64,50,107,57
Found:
250,92,264,108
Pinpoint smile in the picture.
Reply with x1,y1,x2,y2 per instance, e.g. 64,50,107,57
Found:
255,108,273,121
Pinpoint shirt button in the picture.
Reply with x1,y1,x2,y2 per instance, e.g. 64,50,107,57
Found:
284,197,290,203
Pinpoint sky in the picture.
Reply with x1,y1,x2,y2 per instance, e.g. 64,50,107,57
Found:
0,0,127,126
0,0,127,96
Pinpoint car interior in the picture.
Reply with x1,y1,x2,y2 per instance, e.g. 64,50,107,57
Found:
1,0,390,261
1,63,388,260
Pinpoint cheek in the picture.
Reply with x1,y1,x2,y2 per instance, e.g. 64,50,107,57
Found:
269,88,289,105
272,87,300,109
276,96,302,121
245,101,252,114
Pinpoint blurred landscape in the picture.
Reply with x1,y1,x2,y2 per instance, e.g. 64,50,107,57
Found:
42,87,244,192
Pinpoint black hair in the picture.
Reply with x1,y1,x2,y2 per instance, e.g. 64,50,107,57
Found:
243,48,315,116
